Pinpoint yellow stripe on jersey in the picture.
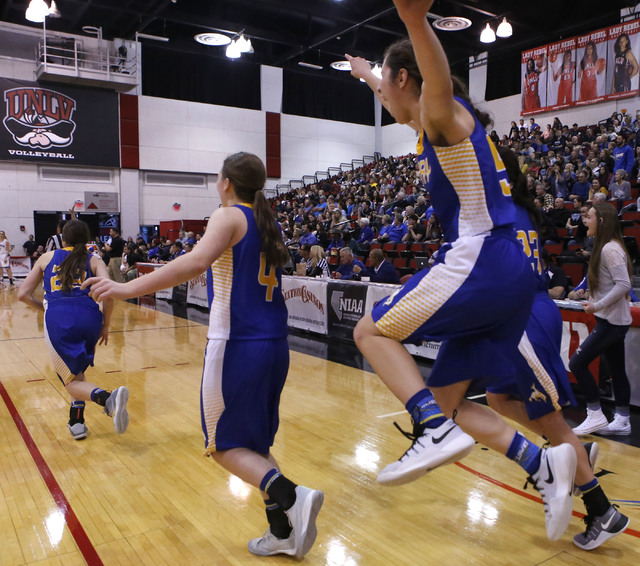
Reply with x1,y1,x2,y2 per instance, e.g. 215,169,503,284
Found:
416,131,424,156
488,137,511,197
201,340,226,456
518,331,561,412
375,236,484,341
434,139,495,238
209,248,234,339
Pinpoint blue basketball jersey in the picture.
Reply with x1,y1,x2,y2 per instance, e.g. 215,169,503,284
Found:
416,97,514,242
514,206,548,294
207,204,288,340
43,248,94,302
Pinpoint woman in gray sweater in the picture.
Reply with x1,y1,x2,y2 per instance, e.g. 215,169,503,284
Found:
570,202,633,435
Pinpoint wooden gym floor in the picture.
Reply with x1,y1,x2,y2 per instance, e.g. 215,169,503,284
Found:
0,285,639,565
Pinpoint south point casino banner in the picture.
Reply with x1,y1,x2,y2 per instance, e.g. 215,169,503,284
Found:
522,19,640,116
1,79,119,167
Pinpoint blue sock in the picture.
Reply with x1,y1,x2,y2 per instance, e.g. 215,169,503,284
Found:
405,388,446,429
506,432,541,475
577,478,598,493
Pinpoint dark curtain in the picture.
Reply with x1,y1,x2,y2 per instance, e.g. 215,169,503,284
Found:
485,50,522,101
283,70,375,125
142,46,260,110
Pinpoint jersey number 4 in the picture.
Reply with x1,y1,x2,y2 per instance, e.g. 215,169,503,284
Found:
258,253,278,302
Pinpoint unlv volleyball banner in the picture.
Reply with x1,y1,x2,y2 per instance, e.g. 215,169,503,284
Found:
522,19,640,115
0,79,119,166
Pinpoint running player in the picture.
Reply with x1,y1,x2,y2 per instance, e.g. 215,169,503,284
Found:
347,0,576,542
0,230,15,287
487,147,629,550
17,220,129,439
83,152,323,559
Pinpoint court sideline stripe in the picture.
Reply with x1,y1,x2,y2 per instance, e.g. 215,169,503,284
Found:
455,461,640,538
0,379,104,565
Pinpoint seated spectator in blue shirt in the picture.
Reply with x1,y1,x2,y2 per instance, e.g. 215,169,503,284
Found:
326,229,344,253
334,247,366,280
375,214,393,242
356,217,375,248
612,134,634,176
300,224,317,246
568,169,590,200
385,213,408,243
362,248,400,284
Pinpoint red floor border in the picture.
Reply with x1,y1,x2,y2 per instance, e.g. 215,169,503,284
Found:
0,380,104,565
456,461,640,538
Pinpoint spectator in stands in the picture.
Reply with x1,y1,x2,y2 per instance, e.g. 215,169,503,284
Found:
306,245,330,278
547,197,571,228
414,195,429,220
362,248,400,284
588,178,608,201
169,240,185,260
556,163,575,200
535,183,554,211
403,214,426,243
569,170,590,200
384,212,408,243
326,229,345,254
570,202,633,437
329,209,349,233
334,247,365,280
612,135,634,176
375,214,393,243
424,213,442,242
608,169,631,206
356,218,374,248
300,223,318,246
540,250,569,299
313,195,327,216
122,242,143,281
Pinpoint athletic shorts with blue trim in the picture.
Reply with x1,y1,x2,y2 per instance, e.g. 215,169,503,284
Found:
486,291,576,421
44,298,103,385
372,231,537,388
200,337,289,456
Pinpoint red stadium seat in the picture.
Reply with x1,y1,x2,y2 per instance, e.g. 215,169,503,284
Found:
558,262,585,288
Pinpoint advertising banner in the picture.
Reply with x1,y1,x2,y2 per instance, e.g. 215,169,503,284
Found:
186,272,209,308
282,276,328,334
0,78,120,166
521,46,548,115
575,29,609,106
546,38,576,111
327,281,368,339
606,19,640,100
7,255,31,277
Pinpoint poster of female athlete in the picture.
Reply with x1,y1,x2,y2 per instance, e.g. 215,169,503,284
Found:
547,39,576,110
576,29,608,105
521,46,548,115
606,19,640,99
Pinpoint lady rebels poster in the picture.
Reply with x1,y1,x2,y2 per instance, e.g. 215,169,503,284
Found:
521,19,640,115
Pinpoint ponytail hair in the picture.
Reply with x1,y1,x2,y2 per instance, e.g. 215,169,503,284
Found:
221,152,289,268
383,38,493,130
59,220,90,292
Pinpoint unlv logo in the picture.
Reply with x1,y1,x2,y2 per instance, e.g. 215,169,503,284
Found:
3,87,76,148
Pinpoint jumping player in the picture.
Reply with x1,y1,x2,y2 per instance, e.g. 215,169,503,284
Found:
347,0,576,542
487,147,629,550
17,220,129,439
84,152,323,559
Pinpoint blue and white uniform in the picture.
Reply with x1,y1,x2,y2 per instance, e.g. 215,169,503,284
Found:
371,98,536,387
486,207,575,419
201,204,289,455
43,248,102,385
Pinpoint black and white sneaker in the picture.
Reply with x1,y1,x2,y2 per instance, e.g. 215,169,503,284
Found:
573,505,629,550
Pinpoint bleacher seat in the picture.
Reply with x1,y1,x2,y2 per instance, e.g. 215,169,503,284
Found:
557,262,585,288
544,243,563,258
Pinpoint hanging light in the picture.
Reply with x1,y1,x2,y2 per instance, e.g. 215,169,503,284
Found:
496,17,512,38
235,34,253,54
225,39,241,59
372,63,382,79
480,23,496,44
25,0,49,22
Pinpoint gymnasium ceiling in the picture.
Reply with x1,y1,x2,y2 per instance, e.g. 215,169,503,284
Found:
1,0,639,71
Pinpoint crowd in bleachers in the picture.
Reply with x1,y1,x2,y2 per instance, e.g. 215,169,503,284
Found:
269,110,640,293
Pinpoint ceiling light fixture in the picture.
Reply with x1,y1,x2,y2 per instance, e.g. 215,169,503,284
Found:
371,63,382,79
298,61,323,70
496,17,513,38
194,32,231,46
480,23,496,44
432,17,472,31
25,0,49,22
225,39,241,59
235,34,253,54
330,60,352,71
